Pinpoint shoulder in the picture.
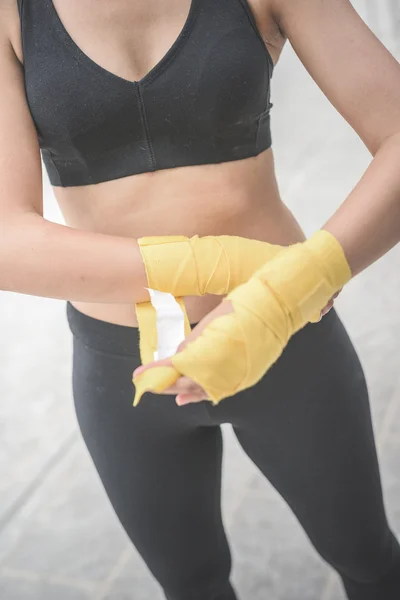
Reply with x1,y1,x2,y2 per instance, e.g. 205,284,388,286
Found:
265,0,400,153
268,0,355,34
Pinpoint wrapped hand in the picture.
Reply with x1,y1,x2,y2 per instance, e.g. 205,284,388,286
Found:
133,230,351,405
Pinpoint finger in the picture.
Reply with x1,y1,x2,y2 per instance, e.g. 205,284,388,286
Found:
157,377,206,397
176,392,208,406
176,377,205,394
321,299,334,317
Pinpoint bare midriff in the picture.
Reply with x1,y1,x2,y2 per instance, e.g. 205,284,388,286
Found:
56,148,305,326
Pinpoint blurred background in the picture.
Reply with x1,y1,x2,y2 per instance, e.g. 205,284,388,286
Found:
1,1,400,599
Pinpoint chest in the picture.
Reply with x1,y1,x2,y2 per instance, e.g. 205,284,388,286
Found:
50,0,280,82
23,0,274,117
51,0,196,82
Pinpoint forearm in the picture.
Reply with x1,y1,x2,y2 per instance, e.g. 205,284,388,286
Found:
0,212,149,303
323,132,400,277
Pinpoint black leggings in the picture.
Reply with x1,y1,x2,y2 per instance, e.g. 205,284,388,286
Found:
67,302,400,600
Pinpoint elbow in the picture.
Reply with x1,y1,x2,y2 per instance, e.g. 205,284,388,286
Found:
368,129,400,157
0,211,42,293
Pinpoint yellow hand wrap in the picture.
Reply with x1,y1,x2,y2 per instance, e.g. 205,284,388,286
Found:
135,235,284,364
133,230,351,405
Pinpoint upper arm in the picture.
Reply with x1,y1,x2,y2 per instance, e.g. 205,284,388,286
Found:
0,3,43,220
271,0,400,154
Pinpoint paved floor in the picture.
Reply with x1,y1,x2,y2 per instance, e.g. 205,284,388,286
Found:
1,2,400,599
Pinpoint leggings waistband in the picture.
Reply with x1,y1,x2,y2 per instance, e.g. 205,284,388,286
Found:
67,300,338,359
66,301,141,357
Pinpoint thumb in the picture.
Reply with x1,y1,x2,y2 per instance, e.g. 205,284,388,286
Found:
133,357,173,377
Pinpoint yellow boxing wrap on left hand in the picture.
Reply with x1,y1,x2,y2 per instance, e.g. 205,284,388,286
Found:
133,230,352,405
135,235,286,365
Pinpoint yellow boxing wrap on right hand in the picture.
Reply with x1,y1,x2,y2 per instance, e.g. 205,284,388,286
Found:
135,235,285,365
133,230,352,405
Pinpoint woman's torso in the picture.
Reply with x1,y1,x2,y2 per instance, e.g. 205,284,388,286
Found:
12,0,304,326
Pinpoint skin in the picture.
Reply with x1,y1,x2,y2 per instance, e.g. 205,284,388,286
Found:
1,0,400,403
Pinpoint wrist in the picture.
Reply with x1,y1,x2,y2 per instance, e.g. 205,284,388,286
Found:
305,230,352,289
228,230,351,333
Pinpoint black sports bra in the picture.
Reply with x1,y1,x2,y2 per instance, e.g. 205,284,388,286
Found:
17,0,274,187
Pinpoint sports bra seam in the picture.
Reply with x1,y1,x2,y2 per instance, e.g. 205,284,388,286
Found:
236,0,274,76
136,84,156,171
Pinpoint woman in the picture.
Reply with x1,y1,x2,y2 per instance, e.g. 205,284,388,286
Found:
2,0,400,598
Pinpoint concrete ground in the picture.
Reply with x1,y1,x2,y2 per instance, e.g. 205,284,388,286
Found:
1,2,400,599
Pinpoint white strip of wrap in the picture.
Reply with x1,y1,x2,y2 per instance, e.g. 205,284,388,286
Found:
147,289,186,361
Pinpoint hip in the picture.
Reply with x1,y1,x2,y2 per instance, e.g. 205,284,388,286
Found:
67,301,367,427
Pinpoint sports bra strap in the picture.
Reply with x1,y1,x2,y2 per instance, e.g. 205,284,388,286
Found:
237,0,260,33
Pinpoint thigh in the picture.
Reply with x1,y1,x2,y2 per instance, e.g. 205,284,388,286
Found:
71,332,232,597
226,310,393,580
